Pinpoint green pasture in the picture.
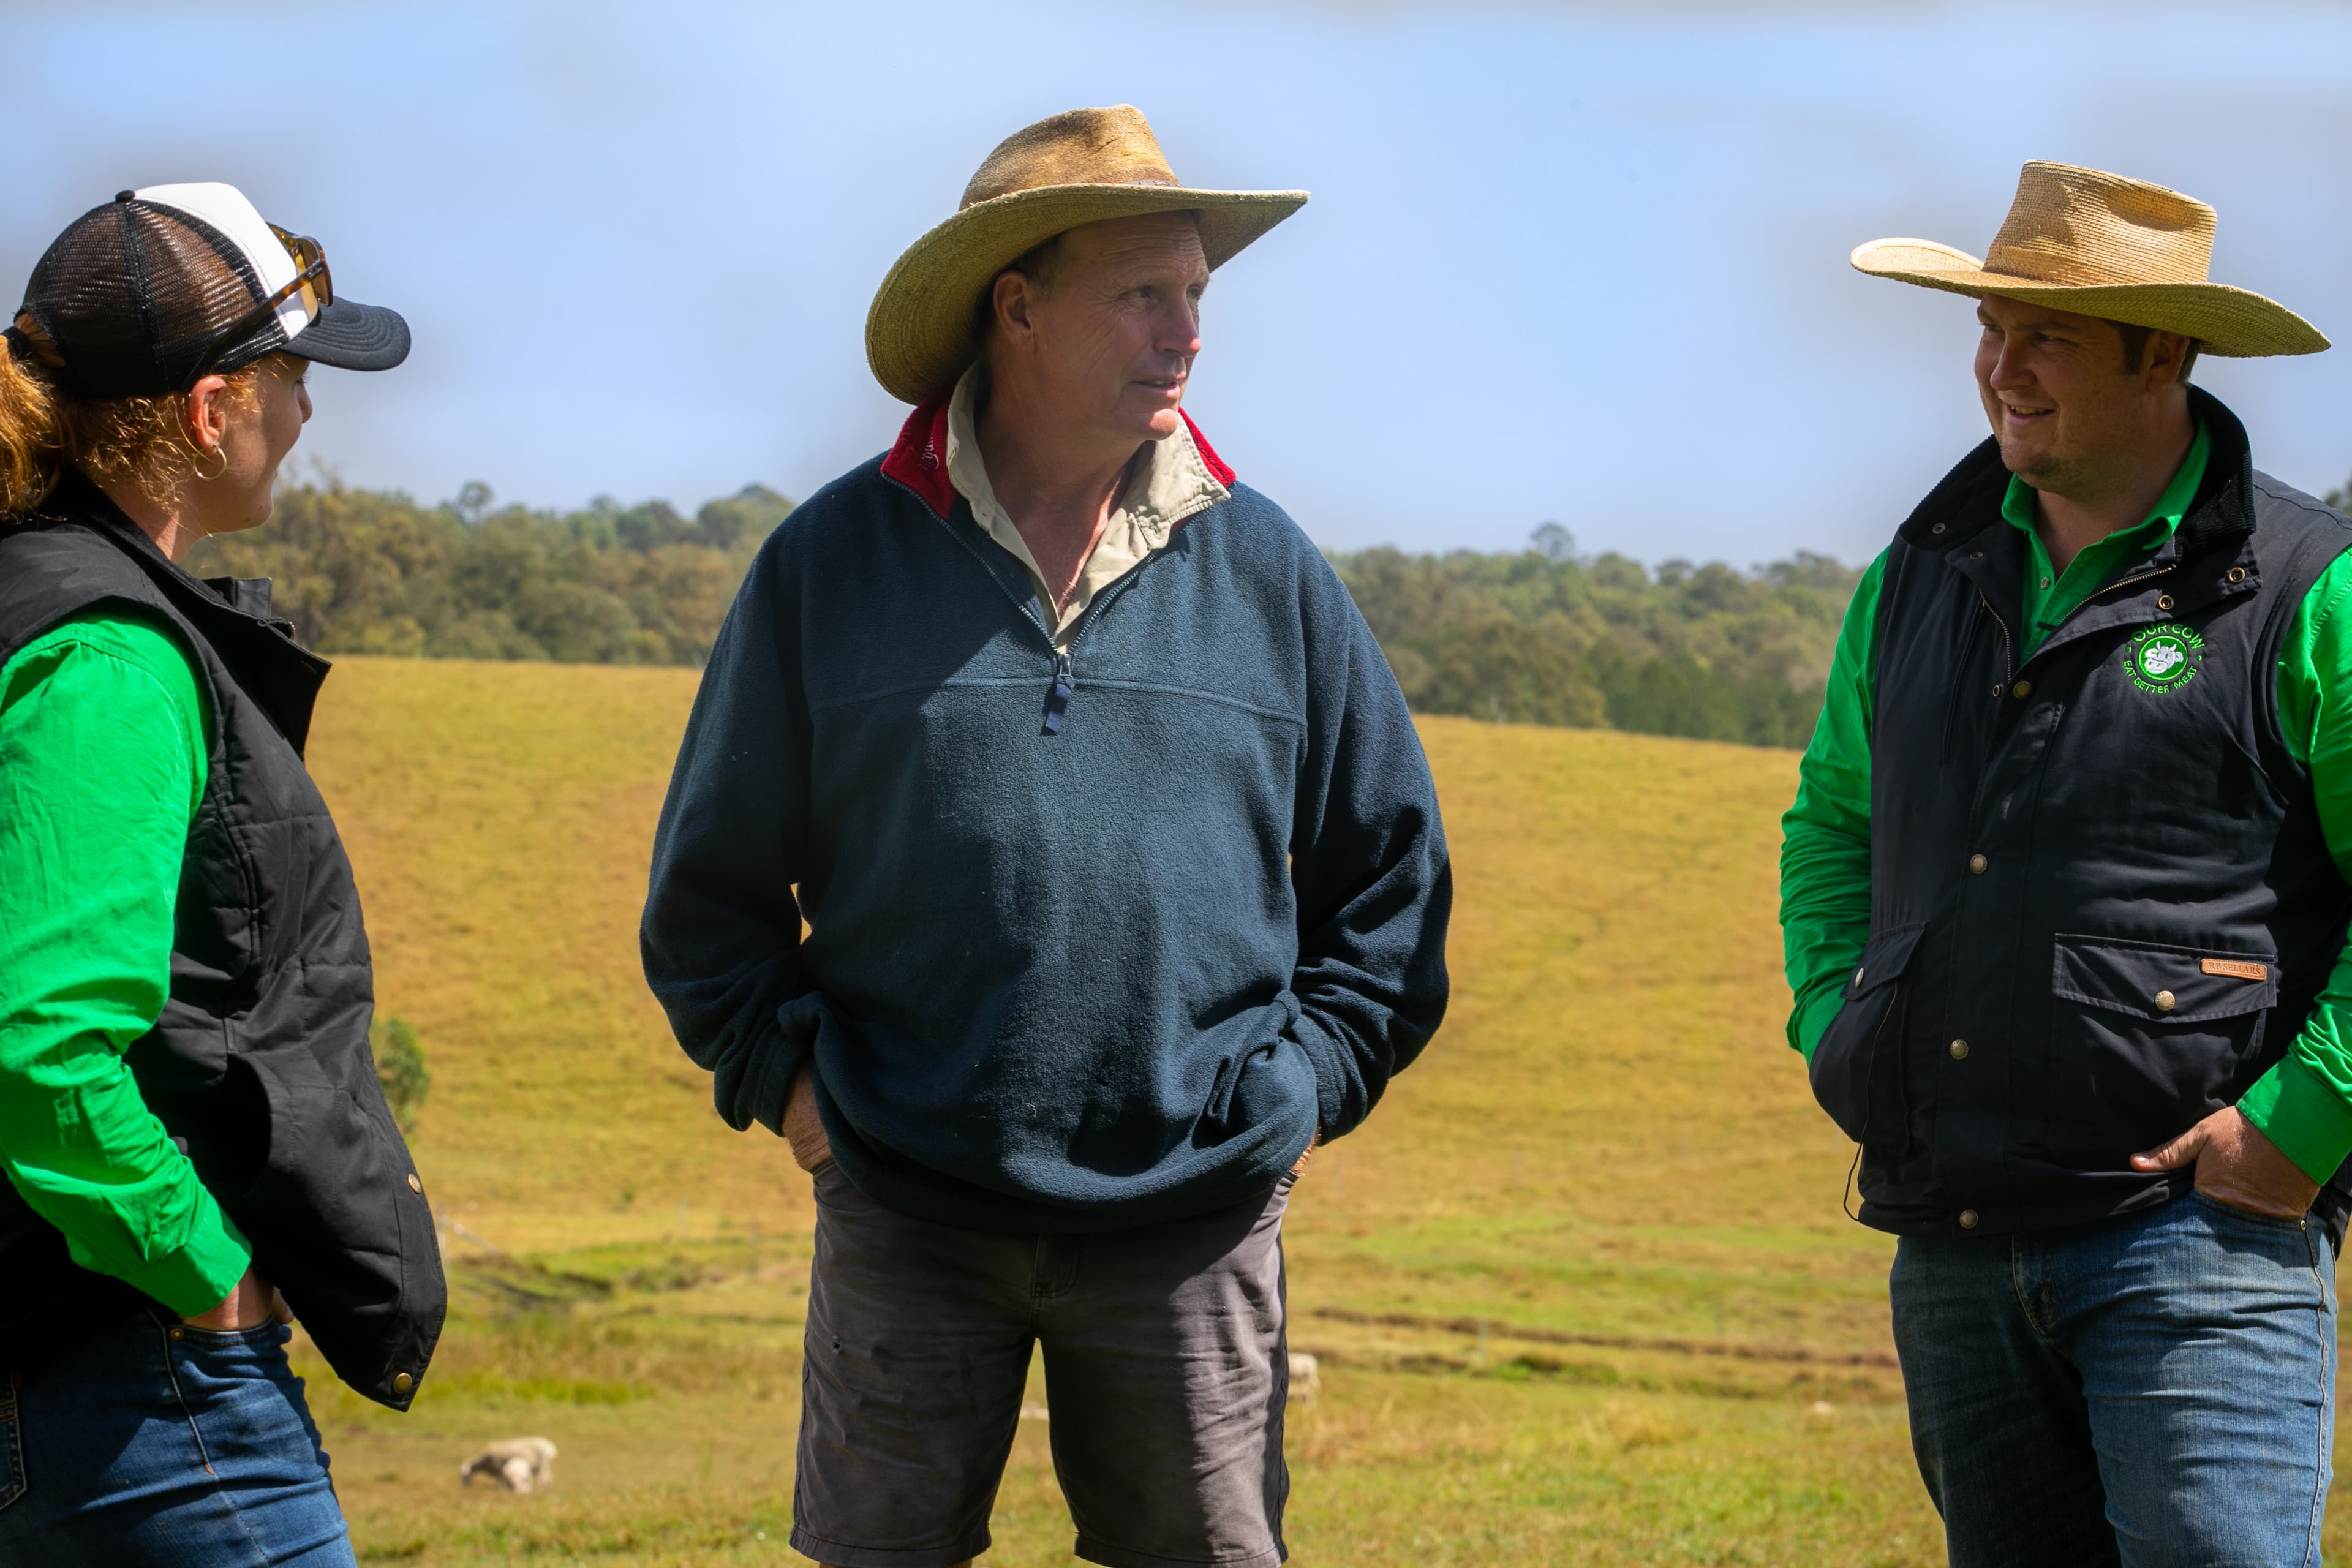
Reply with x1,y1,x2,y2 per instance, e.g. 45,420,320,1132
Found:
296,658,2348,1565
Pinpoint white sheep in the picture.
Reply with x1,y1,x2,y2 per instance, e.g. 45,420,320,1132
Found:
459,1436,558,1494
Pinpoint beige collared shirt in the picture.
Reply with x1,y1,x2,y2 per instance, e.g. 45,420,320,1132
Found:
944,364,1230,644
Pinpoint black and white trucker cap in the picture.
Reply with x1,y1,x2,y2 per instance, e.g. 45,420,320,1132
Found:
11,182,409,399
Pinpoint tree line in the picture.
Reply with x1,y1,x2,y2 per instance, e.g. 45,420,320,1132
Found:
189,483,1870,750
1330,526,1860,750
186,480,794,667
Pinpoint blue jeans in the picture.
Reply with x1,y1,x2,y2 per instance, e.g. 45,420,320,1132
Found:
0,1306,353,1566
1892,1193,2336,1568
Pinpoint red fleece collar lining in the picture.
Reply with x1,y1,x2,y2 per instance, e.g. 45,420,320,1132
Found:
880,391,1237,521
879,392,958,518
1181,412,1236,491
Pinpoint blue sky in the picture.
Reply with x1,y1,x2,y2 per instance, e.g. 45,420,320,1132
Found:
4,1,2346,567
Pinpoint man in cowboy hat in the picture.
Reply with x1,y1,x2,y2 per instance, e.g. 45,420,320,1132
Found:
1782,160,2351,1565
642,105,1450,1567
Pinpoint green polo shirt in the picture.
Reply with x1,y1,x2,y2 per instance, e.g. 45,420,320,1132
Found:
0,613,251,1316
1781,427,2352,1184
2014,422,2211,656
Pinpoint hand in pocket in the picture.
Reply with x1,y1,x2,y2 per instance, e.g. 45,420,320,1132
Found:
783,1065,834,1173
182,1267,288,1332
2131,1106,2318,1220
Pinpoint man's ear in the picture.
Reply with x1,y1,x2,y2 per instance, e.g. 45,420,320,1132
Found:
2146,330,2195,391
990,270,1038,352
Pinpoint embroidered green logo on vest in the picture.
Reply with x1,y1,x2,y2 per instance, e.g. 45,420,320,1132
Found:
2128,623,2204,692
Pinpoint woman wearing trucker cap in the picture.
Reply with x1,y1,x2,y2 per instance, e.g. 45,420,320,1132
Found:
0,184,443,1565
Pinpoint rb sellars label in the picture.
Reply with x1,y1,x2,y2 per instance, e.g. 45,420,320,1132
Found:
2128,623,2205,692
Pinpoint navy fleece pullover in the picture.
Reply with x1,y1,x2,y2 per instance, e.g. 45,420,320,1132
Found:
640,412,1450,1232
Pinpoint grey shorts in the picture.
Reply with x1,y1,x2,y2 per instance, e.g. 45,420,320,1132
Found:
790,1161,1294,1568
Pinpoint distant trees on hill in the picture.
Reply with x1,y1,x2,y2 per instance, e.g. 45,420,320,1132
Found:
186,480,794,666
1332,529,1861,750
192,483,1863,750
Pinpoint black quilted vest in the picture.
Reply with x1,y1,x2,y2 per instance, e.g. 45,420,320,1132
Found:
0,474,442,1409
1810,391,2352,1245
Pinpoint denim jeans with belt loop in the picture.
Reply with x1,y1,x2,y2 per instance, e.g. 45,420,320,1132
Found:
1892,1191,2336,1568
0,1305,352,1567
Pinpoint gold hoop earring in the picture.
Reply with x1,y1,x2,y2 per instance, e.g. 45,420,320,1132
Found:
190,444,228,483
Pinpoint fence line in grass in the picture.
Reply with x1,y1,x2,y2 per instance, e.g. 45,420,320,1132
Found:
1306,1305,1900,1370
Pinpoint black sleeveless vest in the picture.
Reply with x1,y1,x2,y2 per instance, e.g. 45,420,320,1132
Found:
0,475,443,1409
1810,390,2352,1245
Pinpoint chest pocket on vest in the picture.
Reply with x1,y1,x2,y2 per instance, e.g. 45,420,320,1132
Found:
1811,922,1926,1149
2046,933,2278,1166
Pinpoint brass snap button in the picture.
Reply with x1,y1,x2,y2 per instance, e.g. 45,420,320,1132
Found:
168,1326,184,1340
2155,990,2176,1012
2226,567,2247,584
407,1173,423,1194
1950,1039,1970,1060
2011,680,2032,699
392,1371,414,1395
2156,594,2176,612
1959,1210,1980,1230
1969,853,1989,875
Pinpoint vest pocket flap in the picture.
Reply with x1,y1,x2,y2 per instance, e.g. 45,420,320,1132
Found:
1841,922,1926,1001
2049,935,2279,1022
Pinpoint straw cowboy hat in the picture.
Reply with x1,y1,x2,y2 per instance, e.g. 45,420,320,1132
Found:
865,104,1308,404
1852,161,2328,358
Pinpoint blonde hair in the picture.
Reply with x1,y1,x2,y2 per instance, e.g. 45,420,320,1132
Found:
1,317,265,521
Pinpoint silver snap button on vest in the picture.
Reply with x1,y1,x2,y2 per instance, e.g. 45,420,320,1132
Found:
1950,1039,1970,1060
1959,1210,1980,1229
2155,990,2176,1012
1969,853,1988,875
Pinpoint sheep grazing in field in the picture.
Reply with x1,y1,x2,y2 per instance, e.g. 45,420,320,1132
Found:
1287,1352,1321,1402
459,1436,558,1494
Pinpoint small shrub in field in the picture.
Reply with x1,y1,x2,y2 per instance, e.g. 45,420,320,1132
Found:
372,1017,430,1136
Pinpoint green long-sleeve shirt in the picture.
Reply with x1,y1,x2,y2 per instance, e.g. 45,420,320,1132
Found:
0,612,251,1315
1781,425,2352,1183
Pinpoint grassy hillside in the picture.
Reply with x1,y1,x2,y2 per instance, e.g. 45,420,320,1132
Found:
288,658,2348,1566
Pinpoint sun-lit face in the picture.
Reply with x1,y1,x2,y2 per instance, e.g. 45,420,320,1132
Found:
1000,211,1208,447
1972,295,2180,498
201,351,311,533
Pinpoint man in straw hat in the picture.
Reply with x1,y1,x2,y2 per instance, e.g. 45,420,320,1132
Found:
1782,160,2351,1564
642,105,1450,1566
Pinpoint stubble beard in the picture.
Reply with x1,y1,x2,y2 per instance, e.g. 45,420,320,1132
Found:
1997,425,2074,497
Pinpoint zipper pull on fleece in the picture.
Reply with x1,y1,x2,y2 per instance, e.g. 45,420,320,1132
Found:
1042,650,1074,736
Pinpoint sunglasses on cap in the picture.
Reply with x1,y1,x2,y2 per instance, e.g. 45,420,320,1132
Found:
186,225,332,383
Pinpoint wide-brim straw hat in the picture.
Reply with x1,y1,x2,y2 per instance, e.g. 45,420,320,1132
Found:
866,104,1308,403
1852,161,2328,358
